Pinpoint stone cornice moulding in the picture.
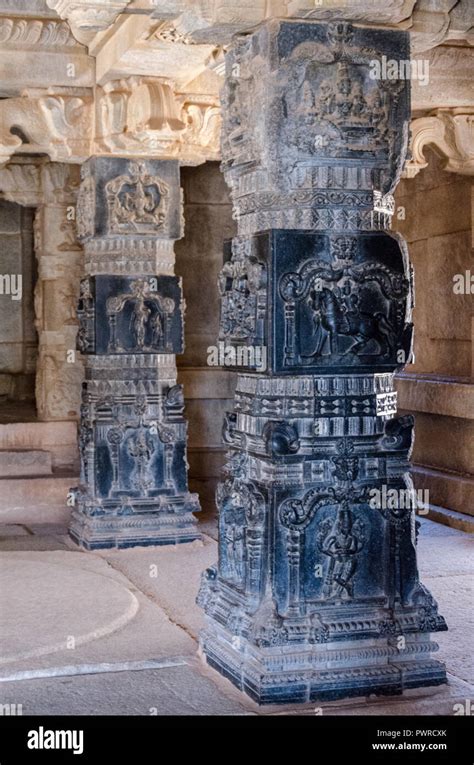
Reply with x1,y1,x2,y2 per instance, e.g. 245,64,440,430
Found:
404,108,474,177
0,77,220,168
285,0,417,26
0,17,81,47
0,17,95,95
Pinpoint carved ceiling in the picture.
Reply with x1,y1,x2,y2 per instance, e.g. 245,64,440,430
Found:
0,0,472,171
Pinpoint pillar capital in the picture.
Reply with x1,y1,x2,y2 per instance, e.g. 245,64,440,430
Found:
76,156,183,242
222,20,410,235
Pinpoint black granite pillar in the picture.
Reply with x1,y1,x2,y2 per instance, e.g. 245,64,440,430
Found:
198,20,447,704
71,157,200,549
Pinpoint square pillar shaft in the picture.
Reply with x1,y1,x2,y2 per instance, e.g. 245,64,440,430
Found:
71,157,200,549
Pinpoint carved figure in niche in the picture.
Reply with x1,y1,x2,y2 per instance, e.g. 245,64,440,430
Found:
127,431,155,492
124,177,154,219
298,80,318,123
218,480,247,583
224,510,245,582
368,88,388,129
223,75,252,156
107,279,175,353
331,438,359,484
219,245,264,342
315,79,335,117
106,162,168,233
40,351,81,420
305,285,331,356
77,324,88,353
317,508,365,599
150,311,163,348
351,81,366,118
290,55,389,157
334,63,353,120
58,283,79,326
130,299,151,350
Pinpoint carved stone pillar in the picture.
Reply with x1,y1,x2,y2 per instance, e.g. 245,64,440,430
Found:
198,20,447,704
71,157,200,549
0,161,84,422
35,163,84,422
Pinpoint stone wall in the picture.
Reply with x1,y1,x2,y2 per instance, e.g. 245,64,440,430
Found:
0,200,36,402
176,162,236,512
394,148,473,525
394,148,472,376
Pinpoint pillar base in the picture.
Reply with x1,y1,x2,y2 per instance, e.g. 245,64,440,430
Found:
69,493,200,549
199,625,447,706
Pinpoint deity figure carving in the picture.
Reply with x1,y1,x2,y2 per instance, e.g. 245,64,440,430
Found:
130,299,151,351
127,431,155,493
317,508,366,600
105,279,177,353
105,161,169,234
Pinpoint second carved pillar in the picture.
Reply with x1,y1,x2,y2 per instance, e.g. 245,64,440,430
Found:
72,157,200,549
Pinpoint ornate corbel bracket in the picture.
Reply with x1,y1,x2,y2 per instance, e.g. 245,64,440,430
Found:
0,163,43,207
0,89,93,168
46,0,132,43
95,77,220,164
0,159,79,209
404,108,474,178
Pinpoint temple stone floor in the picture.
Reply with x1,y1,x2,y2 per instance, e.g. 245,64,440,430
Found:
0,517,472,716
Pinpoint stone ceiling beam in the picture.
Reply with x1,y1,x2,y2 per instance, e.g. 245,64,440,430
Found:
92,12,219,90
285,0,417,26
145,0,473,49
0,1,472,170
411,45,474,112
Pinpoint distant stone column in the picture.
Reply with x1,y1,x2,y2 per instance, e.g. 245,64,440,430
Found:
198,20,447,703
34,163,84,422
71,157,200,549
